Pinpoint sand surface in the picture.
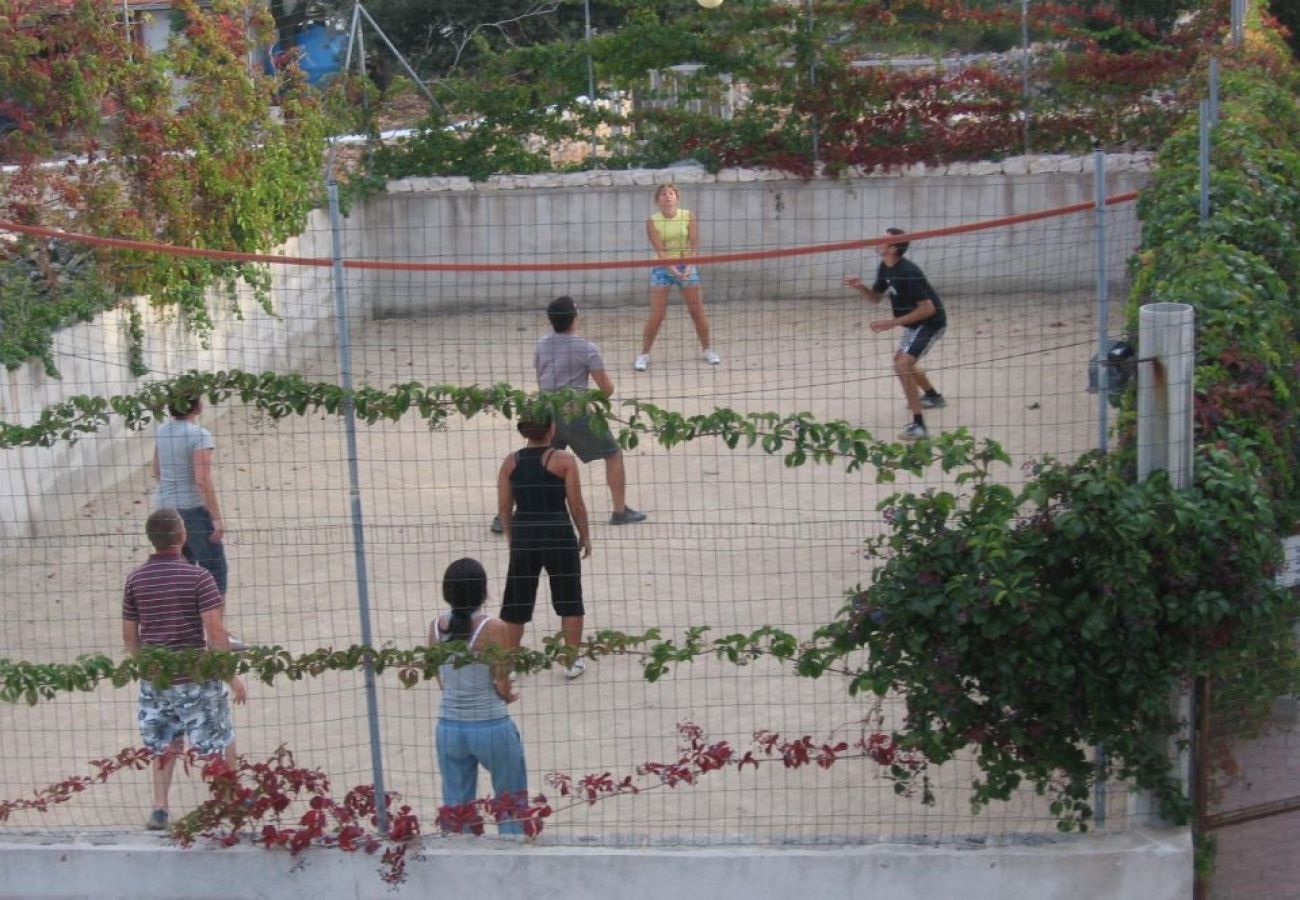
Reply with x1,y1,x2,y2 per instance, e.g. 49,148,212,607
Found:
0,288,1131,844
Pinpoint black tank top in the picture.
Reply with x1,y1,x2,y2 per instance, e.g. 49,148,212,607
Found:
509,447,574,546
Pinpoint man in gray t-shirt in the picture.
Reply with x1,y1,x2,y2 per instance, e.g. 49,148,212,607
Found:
153,396,229,593
532,296,645,526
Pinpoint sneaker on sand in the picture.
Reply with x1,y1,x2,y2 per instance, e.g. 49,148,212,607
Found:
703,348,721,366
564,659,587,680
920,393,946,409
146,808,169,831
633,354,650,371
900,422,929,442
490,515,503,534
609,507,647,525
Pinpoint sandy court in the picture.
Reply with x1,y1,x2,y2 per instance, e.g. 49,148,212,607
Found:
0,287,1129,843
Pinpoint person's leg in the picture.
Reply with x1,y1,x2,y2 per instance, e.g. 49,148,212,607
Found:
436,720,484,834
904,326,944,404
641,287,671,354
548,544,586,674
178,506,228,595
559,615,584,650
467,718,528,835
681,284,711,350
152,738,183,812
895,352,923,415
138,681,183,820
604,450,627,515
500,547,541,648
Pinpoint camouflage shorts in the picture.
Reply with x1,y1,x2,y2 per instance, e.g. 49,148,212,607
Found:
137,680,234,755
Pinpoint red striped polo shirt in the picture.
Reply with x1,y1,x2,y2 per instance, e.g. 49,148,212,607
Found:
122,552,224,657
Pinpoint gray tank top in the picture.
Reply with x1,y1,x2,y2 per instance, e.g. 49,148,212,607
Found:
436,614,508,722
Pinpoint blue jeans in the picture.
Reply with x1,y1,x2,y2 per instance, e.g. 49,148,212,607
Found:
178,506,227,594
650,265,702,287
436,717,528,835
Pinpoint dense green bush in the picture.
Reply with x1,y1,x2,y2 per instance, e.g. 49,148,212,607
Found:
371,0,1215,181
810,15,1300,825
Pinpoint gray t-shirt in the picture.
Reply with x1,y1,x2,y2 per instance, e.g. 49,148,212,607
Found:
534,331,604,391
155,419,214,509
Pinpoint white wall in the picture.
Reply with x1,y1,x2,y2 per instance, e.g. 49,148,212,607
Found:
363,154,1152,318
0,207,347,538
0,156,1152,538
0,827,1192,900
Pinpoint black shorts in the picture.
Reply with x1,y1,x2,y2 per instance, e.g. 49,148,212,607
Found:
898,323,945,360
501,538,584,624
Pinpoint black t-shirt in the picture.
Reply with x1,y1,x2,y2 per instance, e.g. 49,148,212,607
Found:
872,257,946,328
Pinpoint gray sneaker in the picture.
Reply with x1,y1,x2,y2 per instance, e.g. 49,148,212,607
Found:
920,393,946,409
609,507,647,525
146,808,169,831
900,423,928,441
489,515,503,534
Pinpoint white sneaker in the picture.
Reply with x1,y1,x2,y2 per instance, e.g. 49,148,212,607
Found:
564,659,587,680
634,354,650,371
703,348,721,366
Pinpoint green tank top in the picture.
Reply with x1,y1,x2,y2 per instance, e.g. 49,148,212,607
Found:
651,209,693,257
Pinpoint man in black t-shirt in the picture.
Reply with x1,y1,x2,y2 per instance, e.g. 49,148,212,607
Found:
844,228,947,441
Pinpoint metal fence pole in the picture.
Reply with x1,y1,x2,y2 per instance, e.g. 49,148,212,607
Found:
1021,0,1031,154
1091,148,1111,826
1137,303,1195,489
326,177,389,833
805,0,819,168
1208,58,1220,125
1130,302,1197,826
1199,101,1211,224
583,0,597,163
1094,150,1110,454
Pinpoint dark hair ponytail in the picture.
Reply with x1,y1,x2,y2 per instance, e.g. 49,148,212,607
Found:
442,557,488,641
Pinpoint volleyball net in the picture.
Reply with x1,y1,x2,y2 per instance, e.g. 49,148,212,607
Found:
0,164,1144,845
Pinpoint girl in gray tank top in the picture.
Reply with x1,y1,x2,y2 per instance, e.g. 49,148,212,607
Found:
431,558,529,835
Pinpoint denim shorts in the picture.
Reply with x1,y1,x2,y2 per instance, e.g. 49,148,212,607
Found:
138,679,235,754
650,265,702,288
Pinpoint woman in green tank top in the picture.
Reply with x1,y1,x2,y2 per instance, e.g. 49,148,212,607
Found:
635,183,720,371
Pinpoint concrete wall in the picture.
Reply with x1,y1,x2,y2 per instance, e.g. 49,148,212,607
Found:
362,153,1153,319
0,155,1152,537
0,207,349,538
0,827,1192,900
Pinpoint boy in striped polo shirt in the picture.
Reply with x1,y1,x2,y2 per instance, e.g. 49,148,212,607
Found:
122,508,247,830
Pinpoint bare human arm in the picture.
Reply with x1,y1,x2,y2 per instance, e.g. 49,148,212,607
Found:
192,448,224,543
123,618,141,657
681,212,700,279
479,619,520,704
843,276,886,303
496,452,518,543
646,216,669,260
549,451,591,558
427,618,444,690
200,605,247,704
870,298,936,333
590,367,615,398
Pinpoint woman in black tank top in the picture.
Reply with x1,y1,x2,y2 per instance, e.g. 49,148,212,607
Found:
496,416,592,679
508,445,573,546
